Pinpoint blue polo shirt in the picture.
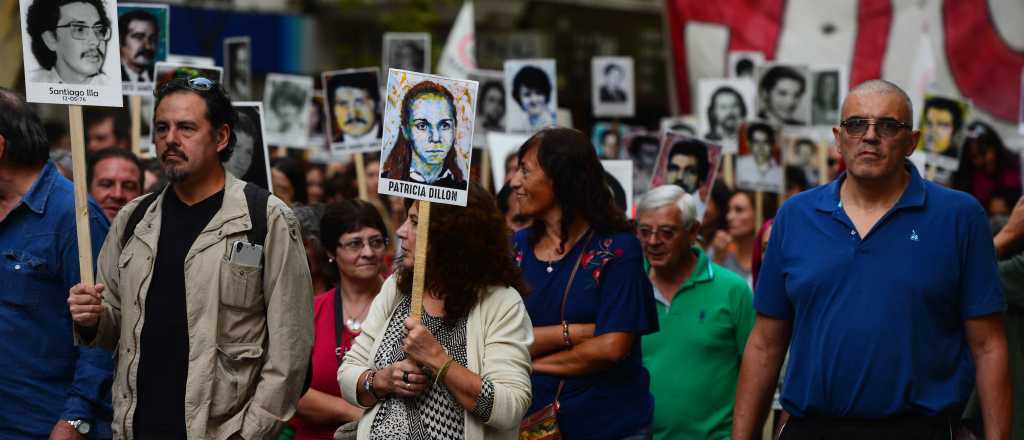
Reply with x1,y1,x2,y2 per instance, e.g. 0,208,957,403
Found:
755,162,1005,418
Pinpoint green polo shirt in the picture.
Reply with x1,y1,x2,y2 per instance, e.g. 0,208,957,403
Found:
642,247,754,440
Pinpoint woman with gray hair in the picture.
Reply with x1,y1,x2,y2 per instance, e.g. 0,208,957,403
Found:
635,185,754,440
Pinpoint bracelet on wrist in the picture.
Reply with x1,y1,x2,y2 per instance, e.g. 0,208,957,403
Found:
434,357,455,386
365,369,385,400
561,321,572,346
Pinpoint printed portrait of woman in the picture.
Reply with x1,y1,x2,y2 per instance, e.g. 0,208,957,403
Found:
381,81,468,190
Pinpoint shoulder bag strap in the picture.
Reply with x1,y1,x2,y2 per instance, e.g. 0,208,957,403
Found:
553,229,593,403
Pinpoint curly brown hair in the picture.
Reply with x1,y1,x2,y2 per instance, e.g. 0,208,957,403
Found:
397,181,527,320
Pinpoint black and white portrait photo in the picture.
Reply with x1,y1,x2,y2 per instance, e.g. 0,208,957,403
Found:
20,0,123,107
781,126,831,187
504,58,558,134
736,121,783,193
728,50,764,79
322,68,382,154
626,130,661,195
697,78,755,154
263,73,313,148
592,56,635,118
811,66,847,126
383,32,430,74
230,102,273,192
469,69,506,137
756,63,812,126
224,36,252,100
117,3,168,95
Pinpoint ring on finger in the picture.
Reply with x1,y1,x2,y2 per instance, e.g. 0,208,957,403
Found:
403,371,410,383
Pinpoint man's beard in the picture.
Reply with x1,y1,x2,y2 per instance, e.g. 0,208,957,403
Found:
163,164,190,183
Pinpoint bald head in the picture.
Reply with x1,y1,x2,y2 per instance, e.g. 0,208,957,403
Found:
844,80,914,124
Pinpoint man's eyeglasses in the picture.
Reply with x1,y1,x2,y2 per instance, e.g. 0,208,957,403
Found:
636,226,678,243
840,117,911,139
55,23,111,41
339,237,388,252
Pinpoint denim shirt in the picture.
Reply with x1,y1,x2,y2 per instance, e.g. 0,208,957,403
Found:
0,161,113,438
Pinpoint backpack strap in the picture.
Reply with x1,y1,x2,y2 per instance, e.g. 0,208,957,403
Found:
243,183,271,248
120,192,160,248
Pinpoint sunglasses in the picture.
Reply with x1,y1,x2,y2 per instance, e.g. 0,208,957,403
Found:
840,117,911,139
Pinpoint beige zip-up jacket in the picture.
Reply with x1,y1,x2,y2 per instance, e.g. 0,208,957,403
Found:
77,172,314,440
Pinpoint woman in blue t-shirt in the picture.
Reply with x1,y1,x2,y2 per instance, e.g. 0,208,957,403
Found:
508,127,659,439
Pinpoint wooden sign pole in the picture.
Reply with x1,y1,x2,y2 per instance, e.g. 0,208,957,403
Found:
129,95,142,156
722,153,735,188
68,105,94,285
480,149,491,193
409,201,431,320
354,153,368,201
754,191,764,230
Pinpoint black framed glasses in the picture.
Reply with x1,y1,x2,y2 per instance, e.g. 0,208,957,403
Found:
339,237,388,252
636,226,679,243
54,23,111,41
840,117,911,139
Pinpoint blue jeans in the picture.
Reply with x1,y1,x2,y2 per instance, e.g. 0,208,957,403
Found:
619,425,652,440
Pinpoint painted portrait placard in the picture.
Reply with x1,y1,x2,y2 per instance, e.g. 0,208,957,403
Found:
504,59,557,134
322,68,382,155
916,94,971,172
650,132,723,220
20,0,124,107
377,69,478,207
592,56,635,118
117,3,168,96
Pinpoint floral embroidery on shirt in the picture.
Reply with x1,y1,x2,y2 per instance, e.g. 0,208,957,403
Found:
581,238,623,284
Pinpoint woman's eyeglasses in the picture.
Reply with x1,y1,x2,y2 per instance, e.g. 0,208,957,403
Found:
339,237,388,252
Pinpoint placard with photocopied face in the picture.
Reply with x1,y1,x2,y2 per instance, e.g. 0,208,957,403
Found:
592,56,635,118
470,69,505,147
118,3,168,96
224,36,252,100
697,78,755,154
601,160,634,218
229,102,273,192
504,59,557,134
263,73,313,148
735,121,784,193
728,50,764,79
650,133,723,220
781,126,831,187
755,63,812,127
323,68,382,155
487,132,529,190
20,0,123,107
809,65,848,126
383,32,431,74
377,69,478,207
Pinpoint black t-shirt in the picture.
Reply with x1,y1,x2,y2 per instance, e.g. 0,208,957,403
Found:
134,188,224,439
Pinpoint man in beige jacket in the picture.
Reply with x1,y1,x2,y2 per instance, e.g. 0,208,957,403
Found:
68,76,314,440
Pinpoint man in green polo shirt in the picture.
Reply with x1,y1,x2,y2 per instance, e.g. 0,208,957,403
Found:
637,185,754,440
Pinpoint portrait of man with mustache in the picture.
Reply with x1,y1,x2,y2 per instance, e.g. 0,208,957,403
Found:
26,0,114,85
118,8,158,83
324,69,381,152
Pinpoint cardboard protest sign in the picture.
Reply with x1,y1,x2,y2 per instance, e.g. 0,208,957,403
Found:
384,32,431,74
781,126,831,188
810,65,847,126
601,159,634,218
728,50,763,79
697,78,755,154
322,68,382,155
263,73,313,148
504,59,557,134
229,102,273,192
735,121,783,193
650,132,723,220
469,69,505,147
117,3,168,96
626,130,662,196
20,0,123,107
486,132,529,189
377,69,478,206
224,36,251,100
592,56,635,118
916,94,971,172
755,63,812,126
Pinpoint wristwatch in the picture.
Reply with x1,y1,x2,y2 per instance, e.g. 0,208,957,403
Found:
65,419,91,435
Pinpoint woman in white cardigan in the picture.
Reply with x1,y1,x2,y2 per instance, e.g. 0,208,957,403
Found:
339,182,534,440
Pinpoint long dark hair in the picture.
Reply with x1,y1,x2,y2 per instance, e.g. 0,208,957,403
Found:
381,81,463,183
397,182,526,320
518,127,631,251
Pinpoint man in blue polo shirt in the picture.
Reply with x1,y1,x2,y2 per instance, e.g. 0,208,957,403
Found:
732,80,1010,439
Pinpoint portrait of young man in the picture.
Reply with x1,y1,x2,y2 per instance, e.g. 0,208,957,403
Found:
25,0,115,85
736,121,783,193
698,78,755,153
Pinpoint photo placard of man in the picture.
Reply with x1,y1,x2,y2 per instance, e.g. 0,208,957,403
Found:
323,68,381,154
20,0,123,106
0,88,114,440
698,78,755,154
69,77,313,439
383,32,431,74
637,186,753,440
223,36,251,100
728,51,764,79
756,64,811,126
733,80,1010,439
592,56,635,118
916,95,970,172
810,66,847,126
650,132,723,220
735,121,783,193
116,5,168,85
469,69,506,136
